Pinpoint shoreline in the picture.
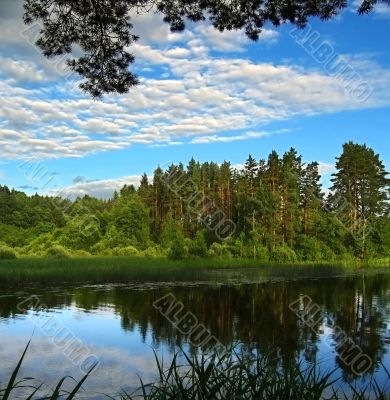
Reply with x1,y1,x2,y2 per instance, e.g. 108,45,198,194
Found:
0,256,389,285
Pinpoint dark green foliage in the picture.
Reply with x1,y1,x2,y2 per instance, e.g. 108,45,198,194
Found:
330,142,390,258
0,246,17,260
111,194,150,248
23,0,139,98
60,215,101,250
296,235,324,262
0,143,389,263
188,231,208,258
168,236,188,260
45,245,71,259
22,1,388,97
271,244,298,263
160,213,183,249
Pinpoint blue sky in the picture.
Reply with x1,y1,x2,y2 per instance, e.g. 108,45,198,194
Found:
0,0,389,198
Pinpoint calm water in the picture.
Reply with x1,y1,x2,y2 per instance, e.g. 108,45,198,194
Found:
1,273,390,398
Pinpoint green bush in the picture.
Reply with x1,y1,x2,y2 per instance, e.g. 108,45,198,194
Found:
296,236,323,262
112,246,140,256
90,241,112,256
0,246,17,260
271,245,297,263
340,252,358,265
188,231,208,257
319,243,335,262
141,245,167,258
45,245,71,259
168,237,188,260
208,242,232,258
255,244,269,261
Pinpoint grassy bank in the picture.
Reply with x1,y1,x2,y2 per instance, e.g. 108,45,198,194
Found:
0,256,389,285
2,342,390,399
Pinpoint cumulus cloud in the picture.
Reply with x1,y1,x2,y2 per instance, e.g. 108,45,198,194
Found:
194,24,278,53
1,48,389,159
0,0,389,162
0,57,46,83
47,175,144,199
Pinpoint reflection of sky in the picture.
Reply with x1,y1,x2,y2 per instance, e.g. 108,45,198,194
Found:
0,306,169,399
1,289,390,398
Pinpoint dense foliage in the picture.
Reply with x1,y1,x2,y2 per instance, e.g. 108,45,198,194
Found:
0,142,389,262
22,0,390,96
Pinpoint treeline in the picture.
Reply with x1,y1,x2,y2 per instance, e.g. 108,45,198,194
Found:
0,142,389,262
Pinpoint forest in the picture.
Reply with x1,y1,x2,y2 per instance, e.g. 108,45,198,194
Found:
0,141,389,263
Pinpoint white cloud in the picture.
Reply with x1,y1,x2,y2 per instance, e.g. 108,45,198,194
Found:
0,1,389,162
317,162,336,192
0,333,165,398
195,24,278,53
130,10,194,44
1,48,389,160
374,3,390,17
0,57,46,83
191,131,271,144
317,162,336,176
47,175,144,199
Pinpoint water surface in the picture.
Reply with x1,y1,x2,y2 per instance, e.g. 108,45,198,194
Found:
1,273,390,398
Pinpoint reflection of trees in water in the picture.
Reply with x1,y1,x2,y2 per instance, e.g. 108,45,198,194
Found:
1,274,389,381
330,274,389,381
0,289,73,319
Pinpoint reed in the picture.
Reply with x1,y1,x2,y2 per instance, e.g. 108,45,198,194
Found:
0,256,388,286
2,344,390,400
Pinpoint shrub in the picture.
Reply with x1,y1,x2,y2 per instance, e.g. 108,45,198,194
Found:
141,245,167,258
208,242,232,258
296,236,323,262
45,245,71,259
319,244,335,262
168,237,188,260
233,233,252,258
340,252,358,265
255,245,269,261
0,246,17,260
90,241,112,256
188,232,208,258
271,245,297,263
112,246,140,256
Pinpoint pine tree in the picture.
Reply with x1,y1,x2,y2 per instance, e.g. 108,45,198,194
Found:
280,148,302,247
300,162,323,236
330,142,389,257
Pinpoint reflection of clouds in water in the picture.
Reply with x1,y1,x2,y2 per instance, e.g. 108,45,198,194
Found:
0,335,166,399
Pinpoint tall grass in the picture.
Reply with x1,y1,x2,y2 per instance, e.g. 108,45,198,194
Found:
119,349,390,399
2,344,390,399
0,340,96,400
0,256,388,285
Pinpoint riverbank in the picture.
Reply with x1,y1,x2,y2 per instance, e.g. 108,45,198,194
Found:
0,256,389,285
